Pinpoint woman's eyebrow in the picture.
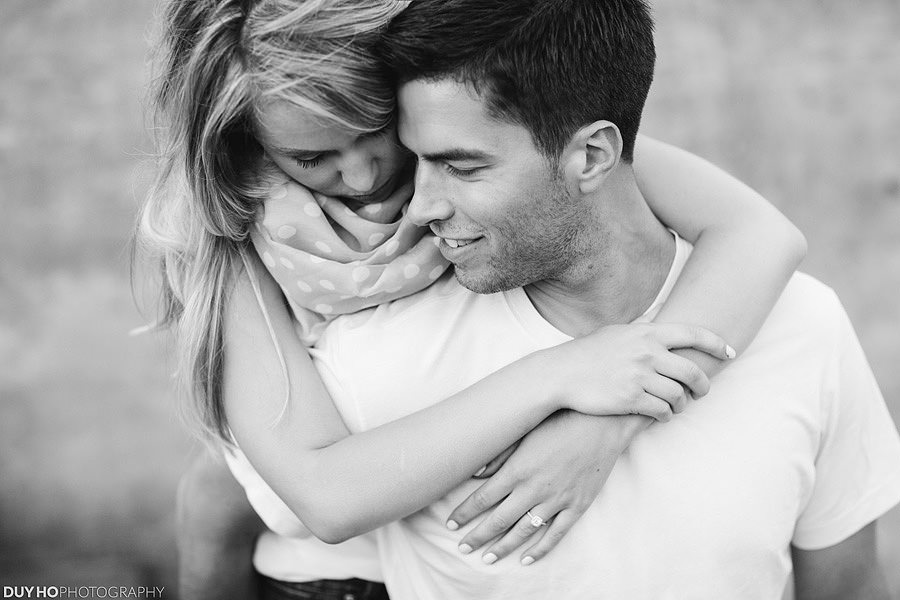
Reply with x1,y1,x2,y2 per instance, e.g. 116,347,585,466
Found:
276,146,331,158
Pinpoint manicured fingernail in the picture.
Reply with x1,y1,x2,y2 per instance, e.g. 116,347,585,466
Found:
458,543,472,554
473,465,486,477
725,345,736,359
446,520,459,531
521,556,535,566
483,553,497,565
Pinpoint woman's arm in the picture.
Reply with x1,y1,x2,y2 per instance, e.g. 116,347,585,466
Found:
590,135,808,455
224,254,553,543
589,136,810,459
635,134,807,373
224,251,727,543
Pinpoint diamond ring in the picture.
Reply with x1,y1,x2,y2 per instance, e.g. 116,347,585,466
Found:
527,510,547,527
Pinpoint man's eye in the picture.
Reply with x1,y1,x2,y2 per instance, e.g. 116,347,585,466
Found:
445,164,482,177
293,156,323,169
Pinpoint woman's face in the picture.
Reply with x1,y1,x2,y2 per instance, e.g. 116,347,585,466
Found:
257,100,411,207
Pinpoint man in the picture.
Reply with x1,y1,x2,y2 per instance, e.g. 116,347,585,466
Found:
287,0,900,597
180,1,900,598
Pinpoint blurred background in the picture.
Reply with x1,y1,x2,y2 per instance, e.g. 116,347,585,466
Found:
1,0,898,596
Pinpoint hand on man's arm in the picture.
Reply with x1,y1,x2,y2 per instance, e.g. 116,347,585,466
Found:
445,411,650,565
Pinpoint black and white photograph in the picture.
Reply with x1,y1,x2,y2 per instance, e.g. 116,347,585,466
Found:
2,1,899,599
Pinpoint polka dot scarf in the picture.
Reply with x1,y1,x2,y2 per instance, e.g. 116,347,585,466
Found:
251,174,450,345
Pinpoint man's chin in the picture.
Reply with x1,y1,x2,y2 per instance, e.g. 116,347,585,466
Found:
453,265,518,295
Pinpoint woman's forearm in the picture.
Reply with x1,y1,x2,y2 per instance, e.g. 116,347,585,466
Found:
654,221,804,376
298,355,559,541
224,254,562,542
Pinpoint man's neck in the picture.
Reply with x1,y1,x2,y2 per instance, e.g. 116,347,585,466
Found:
523,174,675,338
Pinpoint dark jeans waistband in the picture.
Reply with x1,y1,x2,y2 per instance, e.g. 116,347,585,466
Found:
258,575,389,600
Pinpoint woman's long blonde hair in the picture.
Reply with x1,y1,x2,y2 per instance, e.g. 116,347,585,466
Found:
137,0,407,444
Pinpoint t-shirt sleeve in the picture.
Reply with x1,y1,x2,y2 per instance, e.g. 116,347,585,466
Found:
792,299,900,550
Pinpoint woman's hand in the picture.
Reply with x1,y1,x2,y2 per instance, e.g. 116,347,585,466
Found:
446,411,642,565
545,322,734,420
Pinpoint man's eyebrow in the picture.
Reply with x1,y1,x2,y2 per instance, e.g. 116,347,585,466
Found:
420,148,494,163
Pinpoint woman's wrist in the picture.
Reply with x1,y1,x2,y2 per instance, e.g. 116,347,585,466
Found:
516,348,570,415
607,414,653,450
561,412,650,453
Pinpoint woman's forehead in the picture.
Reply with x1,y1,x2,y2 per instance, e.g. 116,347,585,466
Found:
256,100,358,152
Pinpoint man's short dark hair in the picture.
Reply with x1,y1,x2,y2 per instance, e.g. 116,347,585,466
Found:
378,0,655,163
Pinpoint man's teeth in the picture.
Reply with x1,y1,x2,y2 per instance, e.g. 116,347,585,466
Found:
445,238,474,248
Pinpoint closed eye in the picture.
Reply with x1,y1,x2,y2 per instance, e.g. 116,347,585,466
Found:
293,155,323,169
445,164,484,177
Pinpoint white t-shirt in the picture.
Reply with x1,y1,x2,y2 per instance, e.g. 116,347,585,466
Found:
224,231,692,582
308,240,900,599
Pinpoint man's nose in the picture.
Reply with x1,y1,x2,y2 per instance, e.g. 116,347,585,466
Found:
340,151,378,193
407,163,453,226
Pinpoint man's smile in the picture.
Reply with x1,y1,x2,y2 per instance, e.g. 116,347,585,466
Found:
431,229,485,260
443,238,477,249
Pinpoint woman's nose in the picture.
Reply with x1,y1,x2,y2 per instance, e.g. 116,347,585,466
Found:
340,151,378,193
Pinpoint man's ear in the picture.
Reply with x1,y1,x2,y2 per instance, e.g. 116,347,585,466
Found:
560,121,623,195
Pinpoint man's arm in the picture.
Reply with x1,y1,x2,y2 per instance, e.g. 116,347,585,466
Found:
791,521,891,600
176,451,264,600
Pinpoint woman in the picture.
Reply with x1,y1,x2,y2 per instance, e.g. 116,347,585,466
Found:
141,0,806,597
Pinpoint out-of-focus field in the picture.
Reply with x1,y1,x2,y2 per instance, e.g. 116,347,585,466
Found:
1,0,898,596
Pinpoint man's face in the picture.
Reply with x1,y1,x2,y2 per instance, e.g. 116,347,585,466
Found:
398,79,586,293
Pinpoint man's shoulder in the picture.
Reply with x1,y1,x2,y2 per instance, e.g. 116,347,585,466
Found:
755,271,848,354
777,271,841,319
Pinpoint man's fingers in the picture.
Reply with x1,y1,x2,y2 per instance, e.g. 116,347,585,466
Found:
446,477,508,531
652,324,735,360
519,509,579,565
480,504,556,564
653,353,711,398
